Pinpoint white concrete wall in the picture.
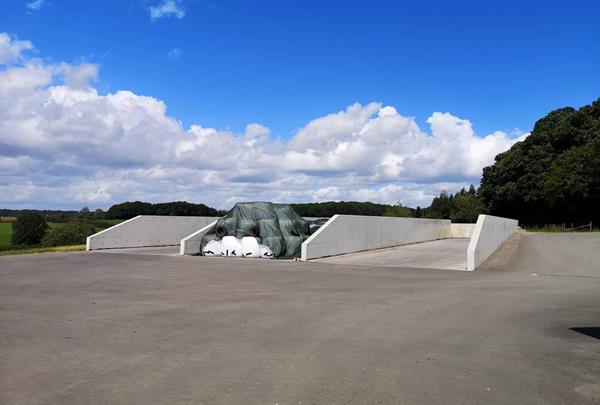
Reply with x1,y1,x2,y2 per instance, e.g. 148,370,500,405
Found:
301,215,452,261
451,223,476,238
467,214,518,270
179,221,219,255
87,216,219,250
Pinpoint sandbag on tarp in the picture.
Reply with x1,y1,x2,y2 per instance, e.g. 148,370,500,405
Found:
199,202,311,259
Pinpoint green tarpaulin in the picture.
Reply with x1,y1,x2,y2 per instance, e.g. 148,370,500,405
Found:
200,202,312,259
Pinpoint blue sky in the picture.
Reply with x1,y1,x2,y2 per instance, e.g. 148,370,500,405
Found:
4,0,599,137
0,0,599,209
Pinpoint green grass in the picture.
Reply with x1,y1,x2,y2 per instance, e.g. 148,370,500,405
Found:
0,223,12,248
0,222,65,248
0,244,86,256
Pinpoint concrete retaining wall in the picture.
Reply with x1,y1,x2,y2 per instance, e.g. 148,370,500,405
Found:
87,216,219,250
467,215,518,270
451,223,476,238
179,221,219,255
301,215,451,261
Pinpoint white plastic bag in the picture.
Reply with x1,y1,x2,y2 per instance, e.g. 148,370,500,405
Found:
241,237,260,258
221,236,242,257
259,244,274,259
202,240,222,256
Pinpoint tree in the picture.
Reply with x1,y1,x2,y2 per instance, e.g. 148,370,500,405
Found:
11,213,48,246
78,206,93,220
480,98,600,225
450,189,485,223
42,220,96,247
383,203,413,217
428,190,453,219
543,137,600,223
106,201,221,219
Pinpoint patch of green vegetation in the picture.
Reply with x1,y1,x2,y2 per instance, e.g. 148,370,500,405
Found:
0,223,12,247
0,245,86,256
0,220,121,251
525,225,599,233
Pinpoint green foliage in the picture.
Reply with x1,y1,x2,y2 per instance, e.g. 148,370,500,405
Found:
11,213,48,246
106,201,221,219
290,201,393,217
422,186,485,223
383,203,413,217
88,219,122,229
450,186,486,223
42,220,97,247
427,191,454,219
480,98,600,225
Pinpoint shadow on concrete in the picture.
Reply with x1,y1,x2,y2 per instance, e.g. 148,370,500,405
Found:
570,327,600,340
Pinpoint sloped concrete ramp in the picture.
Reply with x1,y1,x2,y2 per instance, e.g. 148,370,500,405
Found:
316,238,470,270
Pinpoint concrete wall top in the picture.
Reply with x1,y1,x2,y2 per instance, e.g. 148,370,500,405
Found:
301,215,452,261
467,214,518,270
87,215,220,250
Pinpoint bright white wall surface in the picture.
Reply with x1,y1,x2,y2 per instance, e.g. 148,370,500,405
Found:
87,216,219,250
179,221,218,255
301,215,451,261
467,215,518,270
451,223,477,238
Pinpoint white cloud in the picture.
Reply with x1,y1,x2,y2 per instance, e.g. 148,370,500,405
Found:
0,32,526,210
26,0,47,12
150,0,186,21
0,33,33,64
61,63,99,89
167,47,182,60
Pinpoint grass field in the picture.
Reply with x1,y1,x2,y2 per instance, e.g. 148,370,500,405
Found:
0,223,12,248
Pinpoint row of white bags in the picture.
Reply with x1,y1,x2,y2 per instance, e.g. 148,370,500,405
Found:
202,236,274,258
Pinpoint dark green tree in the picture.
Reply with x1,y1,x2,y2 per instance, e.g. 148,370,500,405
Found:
480,98,600,225
11,213,48,246
428,191,453,219
383,203,413,217
42,220,96,247
450,186,485,223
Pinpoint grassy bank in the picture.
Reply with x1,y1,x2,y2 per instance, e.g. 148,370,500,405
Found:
0,245,86,256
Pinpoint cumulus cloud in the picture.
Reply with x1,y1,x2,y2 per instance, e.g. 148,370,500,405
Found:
149,0,186,20
0,33,33,64
0,32,526,210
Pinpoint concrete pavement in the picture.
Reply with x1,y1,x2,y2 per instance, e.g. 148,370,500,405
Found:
1,232,599,404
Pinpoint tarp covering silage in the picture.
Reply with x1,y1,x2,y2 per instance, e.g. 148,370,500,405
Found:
200,202,311,259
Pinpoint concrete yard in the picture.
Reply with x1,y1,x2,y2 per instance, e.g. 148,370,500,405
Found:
1,232,599,404
317,238,470,270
